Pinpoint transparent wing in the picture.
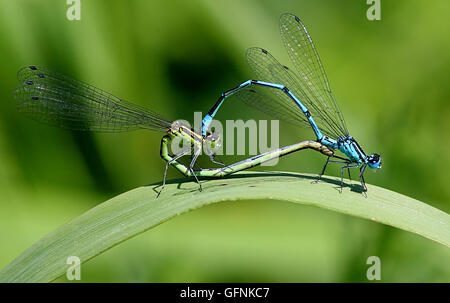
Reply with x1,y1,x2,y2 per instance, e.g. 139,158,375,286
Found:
14,66,173,132
279,13,348,137
233,85,319,134
245,47,342,138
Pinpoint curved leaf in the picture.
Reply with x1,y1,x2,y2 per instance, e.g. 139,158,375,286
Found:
0,172,448,282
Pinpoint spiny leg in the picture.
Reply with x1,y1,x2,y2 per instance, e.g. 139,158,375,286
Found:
339,164,359,193
209,153,225,166
313,157,350,183
158,149,190,198
312,156,330,183
319,156,330,179
189,148,203,192
359,163,368,192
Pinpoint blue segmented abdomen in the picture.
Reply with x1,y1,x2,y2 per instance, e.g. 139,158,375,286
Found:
202,79,325,140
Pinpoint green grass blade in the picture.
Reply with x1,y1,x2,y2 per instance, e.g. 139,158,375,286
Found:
0,172,449,282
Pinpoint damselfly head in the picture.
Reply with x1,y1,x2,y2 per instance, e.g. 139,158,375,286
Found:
367,153,382,169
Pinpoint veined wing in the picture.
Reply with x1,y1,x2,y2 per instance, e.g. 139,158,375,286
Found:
232,84,313,130
279,13,348,137
244,47,342,138
14,66,173,132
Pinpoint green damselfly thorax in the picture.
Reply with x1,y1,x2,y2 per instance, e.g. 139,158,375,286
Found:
14,66,222,196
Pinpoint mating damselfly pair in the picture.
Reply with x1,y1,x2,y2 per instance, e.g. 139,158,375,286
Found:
14,13,381,196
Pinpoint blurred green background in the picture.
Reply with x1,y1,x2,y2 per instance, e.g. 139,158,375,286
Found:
0,0,449,282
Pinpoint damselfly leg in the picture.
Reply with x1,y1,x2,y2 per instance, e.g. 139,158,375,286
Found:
340,164,359,193
359,163,368,192
158,148,191,198
209,154,225,166
189,148,203,192
313,156,350,183
312,156,330,183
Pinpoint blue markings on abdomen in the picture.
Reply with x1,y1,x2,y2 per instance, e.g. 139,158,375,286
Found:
202,80,324,140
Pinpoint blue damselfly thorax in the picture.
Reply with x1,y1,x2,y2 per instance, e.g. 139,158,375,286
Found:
323,135,382,168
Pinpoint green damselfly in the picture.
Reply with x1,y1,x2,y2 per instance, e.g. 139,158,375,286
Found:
14,66,332,196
